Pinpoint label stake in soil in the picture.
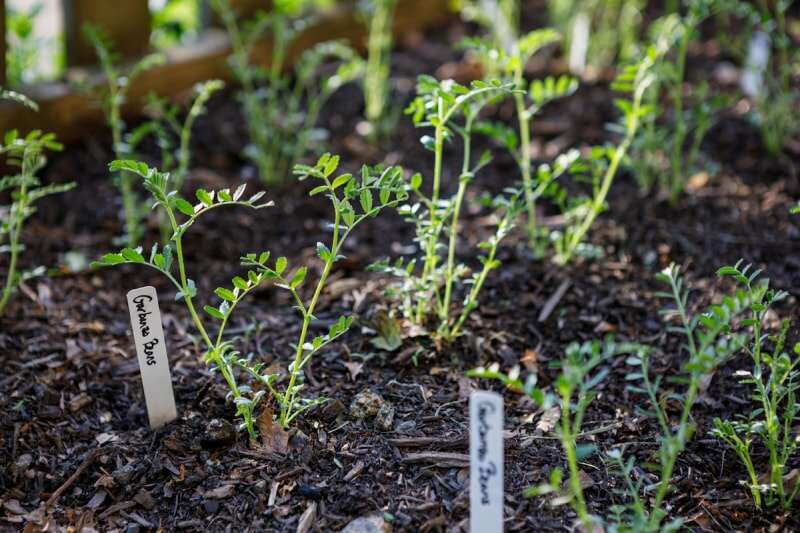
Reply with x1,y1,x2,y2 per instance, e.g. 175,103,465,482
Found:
470,390,503,533
126,286,177,429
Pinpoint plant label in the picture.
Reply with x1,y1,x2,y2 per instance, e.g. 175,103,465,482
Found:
126,286,177,429
569,12,590,76
741,31,770,98
470,390,504,533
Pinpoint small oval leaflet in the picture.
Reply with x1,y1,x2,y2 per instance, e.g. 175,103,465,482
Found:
470,390,504,533
126,286,177,429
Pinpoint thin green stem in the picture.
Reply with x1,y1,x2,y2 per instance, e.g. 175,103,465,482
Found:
165,208,240,400
559,134,631,264
449,235,499,340
562,389,593,532
280,204,340,426
669,31,689,204
513,66,536,241
365,0,394,128
648,375,699,530
416,113,445,324
441,119,473,325
0,187,25,315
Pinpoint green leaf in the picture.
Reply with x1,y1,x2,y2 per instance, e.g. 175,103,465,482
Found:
309,185,328,196
323,154,339,176
196,189,213,206
575,444,597,460
215,287,237,302
331,173,352,189
121,247,145,263
359,189,373,213
173,197,195,216
290,267,308,289
316,242,331,262
94,253,126,266
232,276,248,290
204,305,225,319
276,256,288,275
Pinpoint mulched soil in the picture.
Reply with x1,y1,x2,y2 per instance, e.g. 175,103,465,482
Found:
2,3,799,532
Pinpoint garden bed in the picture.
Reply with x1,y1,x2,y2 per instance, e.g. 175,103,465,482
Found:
1,4,799,533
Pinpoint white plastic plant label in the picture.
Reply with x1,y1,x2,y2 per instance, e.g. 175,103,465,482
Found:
569,12,590,76
470,390,504,533
126,286,177,429
741,31,770,98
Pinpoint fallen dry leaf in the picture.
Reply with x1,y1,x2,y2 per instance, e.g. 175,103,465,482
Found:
204,484,235,499
521,349,538,374
343,361,363,381
536,406,561,434
257,408,289,454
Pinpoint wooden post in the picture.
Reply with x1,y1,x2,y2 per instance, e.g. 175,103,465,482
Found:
0,0,6,86
63,0,151,67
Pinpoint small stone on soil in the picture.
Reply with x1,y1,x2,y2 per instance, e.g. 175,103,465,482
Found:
200,419,236,448
376,403,395,431
350,390,384,420
341,514,390,533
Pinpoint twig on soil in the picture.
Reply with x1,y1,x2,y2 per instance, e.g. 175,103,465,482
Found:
521,421,623,441
402,451,469,467
46,448,101,509
98,501,136,520
388,436,467,449
296,502,318,533
538,279,571,322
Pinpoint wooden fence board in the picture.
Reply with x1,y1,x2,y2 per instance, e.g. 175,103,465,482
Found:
63,0,152,67
0,0,451,142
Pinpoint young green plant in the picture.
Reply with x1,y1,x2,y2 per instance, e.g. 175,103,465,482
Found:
84,24,164,246
92,160,273,436
629,1,750,202
710,261,797,509
0,91,75,316
94,155,406,434
472,263,764,531
460,10,578,248
468,339,618,532
547,0,645,76
747,1,798,155
372,77,517,339
553,49,656,264
616,263,754,530
360,0,397,138
236,154,408,427
211,0,364,184
135,80,225,239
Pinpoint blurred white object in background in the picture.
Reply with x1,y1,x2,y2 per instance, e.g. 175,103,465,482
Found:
569,11,589,76
741,31,770,98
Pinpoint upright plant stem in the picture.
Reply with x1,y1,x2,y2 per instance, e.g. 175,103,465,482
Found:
669,30,689,204
514,67,536,241
365,0,394,129
0,187,25,315
648,377,698,530
416,106,445,323
165,208,241,406
448,234,500,339
110,96,139,247
562,389,593,532
441,119,473,326
560,133,630,264
280,206,340,426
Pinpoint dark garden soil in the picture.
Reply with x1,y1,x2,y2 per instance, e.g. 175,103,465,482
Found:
2,5,799,533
